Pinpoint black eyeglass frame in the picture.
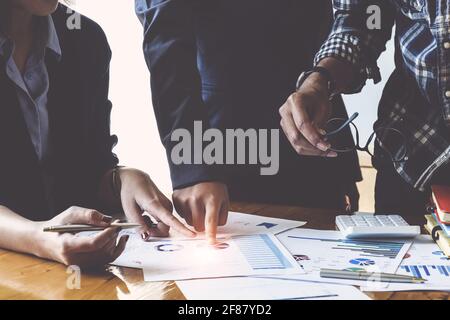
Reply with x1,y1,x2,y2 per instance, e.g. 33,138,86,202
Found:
324,112,409,163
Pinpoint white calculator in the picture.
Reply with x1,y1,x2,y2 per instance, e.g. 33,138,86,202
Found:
336,214,421,239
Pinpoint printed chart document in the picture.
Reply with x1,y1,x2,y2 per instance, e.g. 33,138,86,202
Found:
362,235,450,292
88,211,305,269
276,228,412,287
176,277,371,300
142,234,304,281
213,211,305,235
166,211,306,239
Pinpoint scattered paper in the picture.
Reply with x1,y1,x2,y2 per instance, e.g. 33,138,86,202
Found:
362,235,450,292
276,228,412,288
177,277,371,300
167,211,306,239
77,211,306,269
143,234,304,282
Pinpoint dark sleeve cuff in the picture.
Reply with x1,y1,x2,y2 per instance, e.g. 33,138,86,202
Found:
168,160,228,190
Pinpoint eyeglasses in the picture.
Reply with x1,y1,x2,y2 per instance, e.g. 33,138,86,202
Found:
324,112,409,163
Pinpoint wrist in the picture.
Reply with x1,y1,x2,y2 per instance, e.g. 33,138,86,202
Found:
303,72,331,95
28,221,53,259
296,66,336,99
316,57,355,93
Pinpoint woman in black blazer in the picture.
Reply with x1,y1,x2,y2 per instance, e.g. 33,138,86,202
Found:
0,0,194,267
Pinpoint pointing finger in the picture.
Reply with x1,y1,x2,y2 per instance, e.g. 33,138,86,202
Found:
205,201,220,244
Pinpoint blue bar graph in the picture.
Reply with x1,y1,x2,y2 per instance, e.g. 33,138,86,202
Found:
401,265,450,279
288,236,404,259
234,234,293,270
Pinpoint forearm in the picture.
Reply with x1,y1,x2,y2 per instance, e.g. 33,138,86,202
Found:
0,206,42,256
140,0,207,140
138,1,223,188
313,0,395,94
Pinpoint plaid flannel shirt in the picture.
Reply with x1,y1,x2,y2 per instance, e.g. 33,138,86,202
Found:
315,0,450,191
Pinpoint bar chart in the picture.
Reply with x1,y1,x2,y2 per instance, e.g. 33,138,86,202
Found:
277,229,411,275
234,234,294,270
287,236,405,259
401,265,450,279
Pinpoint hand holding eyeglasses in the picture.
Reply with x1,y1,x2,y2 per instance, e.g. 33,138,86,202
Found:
280,70,408,163
279,72,338,158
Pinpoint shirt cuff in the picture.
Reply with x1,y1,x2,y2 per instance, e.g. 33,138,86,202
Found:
314,33,382,94
168,160,228,190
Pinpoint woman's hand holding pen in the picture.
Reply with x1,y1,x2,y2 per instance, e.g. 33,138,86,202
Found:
35,207,128,267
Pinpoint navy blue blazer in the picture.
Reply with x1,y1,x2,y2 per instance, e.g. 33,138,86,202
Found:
0,5,118,221
139,0,362,208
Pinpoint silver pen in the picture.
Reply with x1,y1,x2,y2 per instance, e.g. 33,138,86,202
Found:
320,268,427,283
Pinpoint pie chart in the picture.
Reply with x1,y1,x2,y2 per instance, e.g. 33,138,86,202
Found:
197,242,230,250
349,258,376,266
155,244,184,252
293,255,310,261
212,242,230,250
432,251,450,260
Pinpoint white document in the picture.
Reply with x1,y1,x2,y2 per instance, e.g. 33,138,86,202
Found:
362,235,450,292
77,212,305,269
75,228,145,268
177,277,371,300
213,211,306,235
276,228,412,288
142,234,304,282
167,211,306,239
111,229,147,268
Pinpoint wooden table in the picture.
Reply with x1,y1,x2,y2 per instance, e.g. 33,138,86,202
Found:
0,202,448,300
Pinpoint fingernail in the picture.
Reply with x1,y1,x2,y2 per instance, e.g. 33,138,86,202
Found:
327,151,338,158
102,215,113,223
141,232,149,241
319,129,327,136
317,142,330,151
